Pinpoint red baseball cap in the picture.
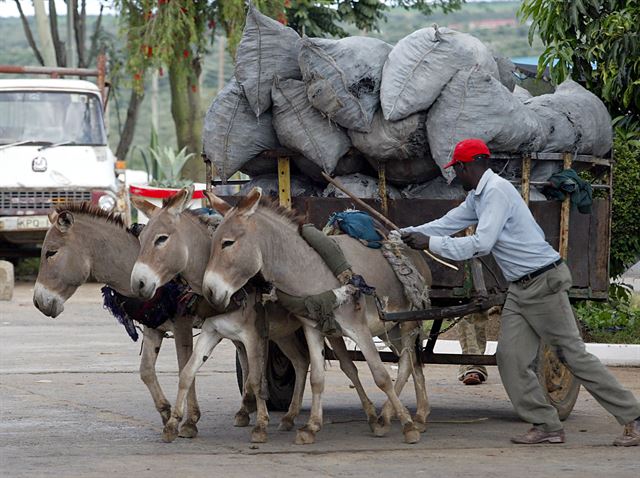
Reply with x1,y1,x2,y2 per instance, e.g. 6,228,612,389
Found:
443,138,491,169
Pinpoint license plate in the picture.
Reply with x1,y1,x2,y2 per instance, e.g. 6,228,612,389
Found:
0,215,51,231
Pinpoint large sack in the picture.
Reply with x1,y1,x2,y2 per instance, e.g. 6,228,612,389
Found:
203,79,280,181
427,67,547,182
271,77,351,174
299,36,392,132
292,151,368,183
513,84,533,102
235,3,302,117
322,173,400,200
401,176,466,200
380,26,499,120
524,79,612,155
494,56,516,92
240,156,278,177
366,155,440,186
348,110,429,162
239,173,320,198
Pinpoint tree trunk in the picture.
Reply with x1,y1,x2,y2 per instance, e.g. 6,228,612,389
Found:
34,0,57,66
115,89,145,161
169,58,204,182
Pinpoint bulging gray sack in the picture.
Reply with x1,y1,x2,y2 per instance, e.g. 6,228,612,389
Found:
322,173,400,199
524,79,612,155
271,77,351,174
235,3,302,117
380,26,499,121
202,78,280,181
299,36,392,132
427,67,547,182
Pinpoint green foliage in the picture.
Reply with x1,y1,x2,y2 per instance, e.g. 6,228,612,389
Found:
610,128,640,277
576,284,640,344
519,0,640,128
136,126,194,188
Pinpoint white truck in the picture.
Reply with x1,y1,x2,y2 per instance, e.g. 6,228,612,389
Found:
0,59,125,257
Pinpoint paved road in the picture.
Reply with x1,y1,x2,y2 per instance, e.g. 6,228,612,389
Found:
1,284,639,477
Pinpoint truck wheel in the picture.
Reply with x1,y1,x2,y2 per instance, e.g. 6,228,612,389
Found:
235,340,296,412
536,343,580,420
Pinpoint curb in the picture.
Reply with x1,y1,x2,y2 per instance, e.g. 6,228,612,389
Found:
432,340,640,367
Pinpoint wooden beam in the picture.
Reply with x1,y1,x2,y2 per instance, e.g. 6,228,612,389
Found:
278,157,291,209
559,152,573,259
382,294,506,322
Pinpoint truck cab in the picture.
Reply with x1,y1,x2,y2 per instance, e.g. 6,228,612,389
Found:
0,79,121,256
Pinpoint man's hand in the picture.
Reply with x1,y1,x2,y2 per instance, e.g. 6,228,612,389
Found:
400,231,430,250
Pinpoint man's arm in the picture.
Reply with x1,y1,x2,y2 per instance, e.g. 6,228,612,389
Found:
400,196,478,237
428,188,511,261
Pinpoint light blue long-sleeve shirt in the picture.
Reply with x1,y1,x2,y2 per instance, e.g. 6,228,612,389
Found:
400,168,561,282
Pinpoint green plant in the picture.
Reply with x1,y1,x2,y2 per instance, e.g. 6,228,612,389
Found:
576,284,639,340
136,126,194,188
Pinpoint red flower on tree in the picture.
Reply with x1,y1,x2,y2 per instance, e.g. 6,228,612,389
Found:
183,49,190,59
133,72,142,81
277,12,287,25
191,84,197,93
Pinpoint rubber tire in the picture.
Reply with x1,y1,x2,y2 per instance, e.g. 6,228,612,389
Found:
235,340,296,412
536,343,580,421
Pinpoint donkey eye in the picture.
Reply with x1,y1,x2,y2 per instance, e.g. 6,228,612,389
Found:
45,250,58,259
155,235,169,246
222,239,235,249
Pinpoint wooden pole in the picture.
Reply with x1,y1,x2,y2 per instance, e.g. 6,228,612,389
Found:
278,157,291,209
521,154,531,206
321,172,459,271
559,153,573,259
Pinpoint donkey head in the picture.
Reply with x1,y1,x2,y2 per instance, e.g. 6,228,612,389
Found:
202,187,263,309
130,186,194,300
33,210,91,317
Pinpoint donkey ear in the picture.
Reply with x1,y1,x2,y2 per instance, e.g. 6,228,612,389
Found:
131,198,158,218
55,211,74,233
166,185,194,215
203,190,232,216
48,210,58,224
236,187,262,217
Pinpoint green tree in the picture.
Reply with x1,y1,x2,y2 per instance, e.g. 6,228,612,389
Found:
519,0,639,129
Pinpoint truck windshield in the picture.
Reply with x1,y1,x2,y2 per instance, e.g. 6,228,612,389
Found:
0,91,107,146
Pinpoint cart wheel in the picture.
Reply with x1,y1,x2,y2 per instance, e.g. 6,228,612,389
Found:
536,343,580,420
235,340,296,412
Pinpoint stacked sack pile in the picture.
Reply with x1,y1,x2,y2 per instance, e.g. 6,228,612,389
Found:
203,4,612,200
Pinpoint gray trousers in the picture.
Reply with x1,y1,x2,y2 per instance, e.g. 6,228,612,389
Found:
497,262,640,432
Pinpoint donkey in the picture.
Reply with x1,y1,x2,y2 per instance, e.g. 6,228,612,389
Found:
129,187,383,443
32,203,201,438
201,188,431,445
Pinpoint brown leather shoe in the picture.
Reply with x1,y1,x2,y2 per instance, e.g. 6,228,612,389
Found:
511,427,565,444
613,419,640,447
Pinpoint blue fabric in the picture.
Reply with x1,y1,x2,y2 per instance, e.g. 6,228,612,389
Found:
326,210,384,248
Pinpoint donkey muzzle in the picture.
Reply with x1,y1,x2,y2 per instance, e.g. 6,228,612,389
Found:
33,282,65,318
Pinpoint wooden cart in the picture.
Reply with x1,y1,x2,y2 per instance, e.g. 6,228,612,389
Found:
207,150,613,418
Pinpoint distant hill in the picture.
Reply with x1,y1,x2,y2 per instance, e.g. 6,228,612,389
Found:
0,1,542,171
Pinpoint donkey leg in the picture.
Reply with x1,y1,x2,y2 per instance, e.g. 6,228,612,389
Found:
163,322,222,443
379,323,430,433
295,326,326,445
173,316,200,438
140,326,172,425
346,321,420,444
244,334,270,443
273,334,309,431
327,337,378,432
233,341,255,427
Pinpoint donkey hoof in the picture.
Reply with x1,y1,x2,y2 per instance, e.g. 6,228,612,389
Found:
251,427,268,443
294,428,316,445
367,415,378,433
178,423,198,439
403,423,421,444
373,415,391,437
162,421,180,443
278,417,295,431
234,412,251,427
413,416,428,433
